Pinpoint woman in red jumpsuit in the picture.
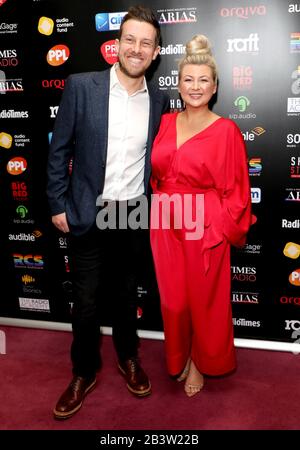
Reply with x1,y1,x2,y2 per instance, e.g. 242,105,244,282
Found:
150,35,255,397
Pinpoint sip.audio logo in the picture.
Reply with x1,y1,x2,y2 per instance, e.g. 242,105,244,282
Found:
100,40,118,65
0,131,12,148
38,17,54,36
234,96,250,112
46,44,70,66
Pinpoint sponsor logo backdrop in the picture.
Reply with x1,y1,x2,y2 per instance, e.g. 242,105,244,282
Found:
0,0,299,346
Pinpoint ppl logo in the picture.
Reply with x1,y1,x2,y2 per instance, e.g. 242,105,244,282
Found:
289,268,300,286
100,40,118,65
47,45,70,66
38,17,54,36
7,157,27,175
0,131,12,148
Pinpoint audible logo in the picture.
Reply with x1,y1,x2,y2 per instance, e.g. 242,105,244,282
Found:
0,131,12,148
47,45,70,66
38,17,54,36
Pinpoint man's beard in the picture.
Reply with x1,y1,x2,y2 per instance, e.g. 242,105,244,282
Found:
118,58,145,79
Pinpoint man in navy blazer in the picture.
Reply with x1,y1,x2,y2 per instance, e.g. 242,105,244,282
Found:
47,6,169,420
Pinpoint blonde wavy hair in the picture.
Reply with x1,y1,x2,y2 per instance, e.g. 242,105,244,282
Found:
178,34,218,83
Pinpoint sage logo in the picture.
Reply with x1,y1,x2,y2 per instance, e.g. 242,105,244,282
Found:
234,96,250,112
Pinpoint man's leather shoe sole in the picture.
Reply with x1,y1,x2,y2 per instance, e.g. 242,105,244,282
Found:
118,364,151,397
53,378,96,420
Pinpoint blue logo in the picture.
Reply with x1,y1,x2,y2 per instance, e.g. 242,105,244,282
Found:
95,13,109,32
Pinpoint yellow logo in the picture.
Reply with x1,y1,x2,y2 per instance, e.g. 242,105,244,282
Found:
38,17,54,36
283,242,300,259
0,132,13,149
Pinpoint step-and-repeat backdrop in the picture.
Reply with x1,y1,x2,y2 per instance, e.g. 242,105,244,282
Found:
0,0,299,347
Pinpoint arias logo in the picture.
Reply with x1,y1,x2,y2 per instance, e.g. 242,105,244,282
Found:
100,40,118,65
47,45,70,66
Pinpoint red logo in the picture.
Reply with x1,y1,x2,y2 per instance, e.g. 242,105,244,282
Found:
100,40,118,65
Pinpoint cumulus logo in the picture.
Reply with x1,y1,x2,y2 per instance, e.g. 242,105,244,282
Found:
234,96,250,112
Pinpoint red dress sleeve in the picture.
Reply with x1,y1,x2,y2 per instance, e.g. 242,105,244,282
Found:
221,123,256,247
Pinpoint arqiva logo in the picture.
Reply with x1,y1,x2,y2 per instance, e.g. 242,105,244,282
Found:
100,40,118,65
7,157,27,175
47,45,70,66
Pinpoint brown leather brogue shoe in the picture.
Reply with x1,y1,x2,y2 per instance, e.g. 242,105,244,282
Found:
118,357,151,397
53,375,96,420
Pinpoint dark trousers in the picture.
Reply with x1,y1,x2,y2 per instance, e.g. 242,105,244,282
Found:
69,204,145,378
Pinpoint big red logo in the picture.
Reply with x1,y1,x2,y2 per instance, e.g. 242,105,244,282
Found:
7,157,27,175
47,45,70,66
100,40,118,65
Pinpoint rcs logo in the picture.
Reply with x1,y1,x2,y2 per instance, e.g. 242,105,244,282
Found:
47,45,70,66
12,254,44,268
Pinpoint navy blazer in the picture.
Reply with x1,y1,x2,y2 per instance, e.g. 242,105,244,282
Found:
47,69,169,235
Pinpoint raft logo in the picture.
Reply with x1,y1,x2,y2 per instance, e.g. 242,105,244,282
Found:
0,131,12,148
46,45,70,66
227,33,259,53
38,17,54,35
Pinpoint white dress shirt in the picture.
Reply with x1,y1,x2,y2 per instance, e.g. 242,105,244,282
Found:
102,63,150,201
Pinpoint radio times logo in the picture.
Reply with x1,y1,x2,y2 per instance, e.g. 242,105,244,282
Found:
231,266,257,282
95,12,127,32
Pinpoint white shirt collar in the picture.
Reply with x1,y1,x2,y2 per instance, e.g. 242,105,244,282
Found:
110,63,148,94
